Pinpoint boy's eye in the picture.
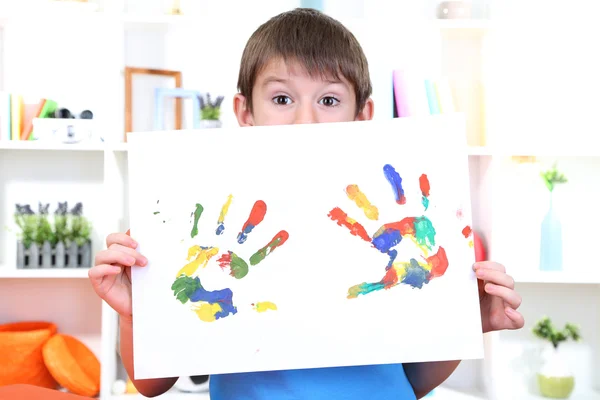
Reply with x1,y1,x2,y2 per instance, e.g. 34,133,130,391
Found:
273,95,292,105
320,96,340,107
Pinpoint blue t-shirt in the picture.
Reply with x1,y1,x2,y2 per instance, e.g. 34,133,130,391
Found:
210,363,416,400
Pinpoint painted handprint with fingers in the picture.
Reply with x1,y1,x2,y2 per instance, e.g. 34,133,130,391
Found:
170,197,289,322
328,164,449,298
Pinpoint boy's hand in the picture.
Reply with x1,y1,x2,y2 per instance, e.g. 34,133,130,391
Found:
88,230,148,321
474,261,524,333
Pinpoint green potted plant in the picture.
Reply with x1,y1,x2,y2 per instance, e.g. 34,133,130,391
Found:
532,316,581,398
13,201,92,269
198,93,224,128
539,163,567,272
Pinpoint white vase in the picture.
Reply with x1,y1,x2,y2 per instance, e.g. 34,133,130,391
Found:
537,346,575,398
199,120,222,129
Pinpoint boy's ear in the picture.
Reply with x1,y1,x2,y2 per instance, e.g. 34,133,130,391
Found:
355,98,374,121
233,93,255,127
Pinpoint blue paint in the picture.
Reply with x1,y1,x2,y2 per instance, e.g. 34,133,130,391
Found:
401,259,429,289
237,223,255,244
385,249,398,270
372,228,402,253
383,164,405,204
216,224,225,235
188,278,238,319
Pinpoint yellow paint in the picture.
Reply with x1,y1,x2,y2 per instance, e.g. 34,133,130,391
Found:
469,240,474,248
176,246,219,277
346,184,379,220
408,236,430,257
193,302,222,322
392,262,409,279
254,301,277,313
218,194,233,223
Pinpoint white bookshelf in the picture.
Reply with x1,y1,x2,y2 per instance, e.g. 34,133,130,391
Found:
1,1,600,400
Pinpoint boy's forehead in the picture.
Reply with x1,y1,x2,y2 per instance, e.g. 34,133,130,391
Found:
257,57,344,84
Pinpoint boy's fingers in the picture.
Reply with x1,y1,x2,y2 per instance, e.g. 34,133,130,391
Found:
473,261,506,273
95,249,137,268
484,283,522,309
88,264,122,284
505,307,525,329
106,232,138,249
107,244,148,266
475,268,514,289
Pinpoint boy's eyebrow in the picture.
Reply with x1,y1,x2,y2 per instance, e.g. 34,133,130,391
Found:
261,76,345,86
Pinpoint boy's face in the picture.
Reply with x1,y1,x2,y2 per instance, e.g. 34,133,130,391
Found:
234,58,374,127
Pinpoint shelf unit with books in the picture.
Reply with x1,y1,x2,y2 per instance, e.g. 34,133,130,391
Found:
1,1,600,399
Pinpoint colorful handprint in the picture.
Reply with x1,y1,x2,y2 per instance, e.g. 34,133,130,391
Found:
328,164,449,298
170,197,289,322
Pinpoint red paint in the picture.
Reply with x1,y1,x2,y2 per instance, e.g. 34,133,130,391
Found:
456,209,463,219
419,174,430,197
383,217,416,236
217,252,232,270
462,225,472,238
427,247,449,278
381,267,399,289
328,207,371,242
270,230,289,248
242,200,267,232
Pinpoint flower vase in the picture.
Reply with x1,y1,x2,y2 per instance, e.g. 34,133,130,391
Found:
199,119,222,129
540,191,562,271
537,347,574,398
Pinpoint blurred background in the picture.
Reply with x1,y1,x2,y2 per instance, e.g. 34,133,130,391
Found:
0,0,599,399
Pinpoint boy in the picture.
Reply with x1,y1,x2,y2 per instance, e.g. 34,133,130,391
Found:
89,8,524,399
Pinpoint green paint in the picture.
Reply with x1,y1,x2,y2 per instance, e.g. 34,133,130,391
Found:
249,237,283,265
414,216,436,250
229,252,249,279
153,211,160,215
171,275,202,304
422,197,429,211
190,203,204,238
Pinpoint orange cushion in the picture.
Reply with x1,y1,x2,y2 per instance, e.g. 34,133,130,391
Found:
0,321,58,389
0,384,92,400
42,335,100,397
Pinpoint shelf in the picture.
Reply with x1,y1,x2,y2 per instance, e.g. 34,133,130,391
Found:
0,141,110,151
513,271,600,285
0,266,91,279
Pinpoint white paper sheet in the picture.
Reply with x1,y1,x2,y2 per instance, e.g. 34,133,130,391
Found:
127,114,483,380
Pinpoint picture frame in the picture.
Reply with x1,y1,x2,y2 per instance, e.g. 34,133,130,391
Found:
124,67,183,141
154,88,202,130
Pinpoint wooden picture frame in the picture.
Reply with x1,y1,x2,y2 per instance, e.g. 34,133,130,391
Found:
124,67,183,141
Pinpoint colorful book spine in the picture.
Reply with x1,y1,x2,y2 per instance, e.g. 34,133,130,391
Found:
10,95,23,140
393,70,412,117
424,80,440,115
435,79,455,114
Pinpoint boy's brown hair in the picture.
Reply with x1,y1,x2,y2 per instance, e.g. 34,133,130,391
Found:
237,8,372,115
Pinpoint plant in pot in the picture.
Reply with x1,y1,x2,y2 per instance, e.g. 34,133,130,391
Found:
198,93,224,129
13,201,92,269
539,163,567,271
533,316,581,398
